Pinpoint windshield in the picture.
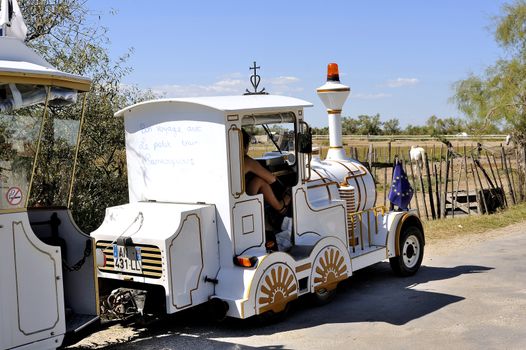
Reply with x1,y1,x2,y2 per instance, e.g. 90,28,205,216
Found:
0,83,84,210
28,96,84,208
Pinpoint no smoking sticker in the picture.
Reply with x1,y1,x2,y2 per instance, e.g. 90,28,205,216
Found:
6,187,22,206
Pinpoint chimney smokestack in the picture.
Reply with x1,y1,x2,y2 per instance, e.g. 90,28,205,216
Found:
316,63,351,160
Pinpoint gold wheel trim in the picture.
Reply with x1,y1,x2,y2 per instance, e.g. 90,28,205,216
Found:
257,264,298,314
313,247,348,292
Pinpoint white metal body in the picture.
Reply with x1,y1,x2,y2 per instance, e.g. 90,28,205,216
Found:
0,212,65,350
92,94,420,319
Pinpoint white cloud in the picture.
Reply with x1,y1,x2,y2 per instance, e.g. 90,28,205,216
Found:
384,78,419,88
352,92,392,100
268,76,300,85
152,74,302,97
152,78,245,97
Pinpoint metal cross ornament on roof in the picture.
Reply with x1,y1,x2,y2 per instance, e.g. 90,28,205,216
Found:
244,61,268,95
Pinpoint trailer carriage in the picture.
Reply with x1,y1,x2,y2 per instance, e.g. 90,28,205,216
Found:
0,34,98,350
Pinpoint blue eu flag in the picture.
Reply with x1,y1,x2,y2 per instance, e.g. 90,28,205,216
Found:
388,160,413,210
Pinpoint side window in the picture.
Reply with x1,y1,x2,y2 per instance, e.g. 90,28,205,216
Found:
228,124,243,198
242,122,299,192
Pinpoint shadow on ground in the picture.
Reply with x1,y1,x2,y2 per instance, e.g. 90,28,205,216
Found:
71,263,492,350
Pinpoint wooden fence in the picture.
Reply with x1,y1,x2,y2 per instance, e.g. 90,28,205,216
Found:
315,141,524,220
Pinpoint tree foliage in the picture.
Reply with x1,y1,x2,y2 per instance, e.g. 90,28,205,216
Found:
453,0,526,198
312,114,470,136
20,0,153,231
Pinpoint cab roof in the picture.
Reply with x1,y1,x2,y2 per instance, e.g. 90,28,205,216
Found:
114,94,313,117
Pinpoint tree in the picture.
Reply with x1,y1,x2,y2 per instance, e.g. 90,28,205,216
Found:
404,124,428,135
341,116,358,135
454,1,526,199
356,114,382,135
382,118,401,135
19,0,153,231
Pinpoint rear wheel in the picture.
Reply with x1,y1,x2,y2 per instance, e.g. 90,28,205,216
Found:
311,286,337,306
390,225,424,276
255,303,291,325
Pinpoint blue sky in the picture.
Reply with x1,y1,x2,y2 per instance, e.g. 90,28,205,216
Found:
88,0,509,127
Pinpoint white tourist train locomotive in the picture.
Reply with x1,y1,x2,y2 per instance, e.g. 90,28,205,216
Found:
90,63,425,320
0,2,424,349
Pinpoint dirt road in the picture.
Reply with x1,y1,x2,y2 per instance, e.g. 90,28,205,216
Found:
69,221,526,350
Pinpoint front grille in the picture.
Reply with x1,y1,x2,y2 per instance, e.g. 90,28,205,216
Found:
96,240,163,279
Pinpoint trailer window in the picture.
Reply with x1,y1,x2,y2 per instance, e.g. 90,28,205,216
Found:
0,101,45,210
29,97,85,208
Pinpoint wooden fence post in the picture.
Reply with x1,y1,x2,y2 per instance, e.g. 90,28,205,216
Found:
473,159,489,214
463,145,470,215
416,157,429,220
424,152,436,220
470,163,483,214
501,145,516,205
442,150,450,218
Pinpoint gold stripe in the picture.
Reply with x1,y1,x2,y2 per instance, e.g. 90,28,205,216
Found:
295,263,311,273
0,208,27,214
98,266,162,277
374,210,378,235
311,168,333,201
329,146,343,149
358,213,364,250
327,109,342,114
140,258,162,264
306,181,339,190
0,71,91,92
140,252,162,259
26,88,50,208
104,257,162,265
142,265,163,271
96,243,161,253
393,213,410,256
68,93,89,208
317,87,351,93
350,214,355,252
367,211,371,247
141,270,162,277
91,238,100,316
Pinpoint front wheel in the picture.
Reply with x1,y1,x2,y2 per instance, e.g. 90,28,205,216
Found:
389,225,424,276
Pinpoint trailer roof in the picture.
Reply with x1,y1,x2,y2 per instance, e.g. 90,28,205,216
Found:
0,37,91,91
114,94,313,117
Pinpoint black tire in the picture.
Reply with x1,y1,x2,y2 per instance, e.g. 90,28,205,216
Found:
389,225,424,276
311,286,337,306
255,303,291,325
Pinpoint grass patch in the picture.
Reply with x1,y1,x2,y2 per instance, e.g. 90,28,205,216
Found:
424,202,526,241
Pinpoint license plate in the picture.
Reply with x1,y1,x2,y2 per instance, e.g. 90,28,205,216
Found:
113,245,142,274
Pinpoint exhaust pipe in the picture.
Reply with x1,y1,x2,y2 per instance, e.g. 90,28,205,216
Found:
316,63,351,160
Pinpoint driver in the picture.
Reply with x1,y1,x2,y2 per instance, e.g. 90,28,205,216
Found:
242,129,290,215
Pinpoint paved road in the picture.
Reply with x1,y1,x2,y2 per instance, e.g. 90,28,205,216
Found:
71,224,526,350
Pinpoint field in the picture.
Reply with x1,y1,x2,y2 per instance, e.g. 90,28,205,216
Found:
249,135,524,221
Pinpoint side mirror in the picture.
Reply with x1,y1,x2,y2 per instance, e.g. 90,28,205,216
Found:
297,130,312,154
